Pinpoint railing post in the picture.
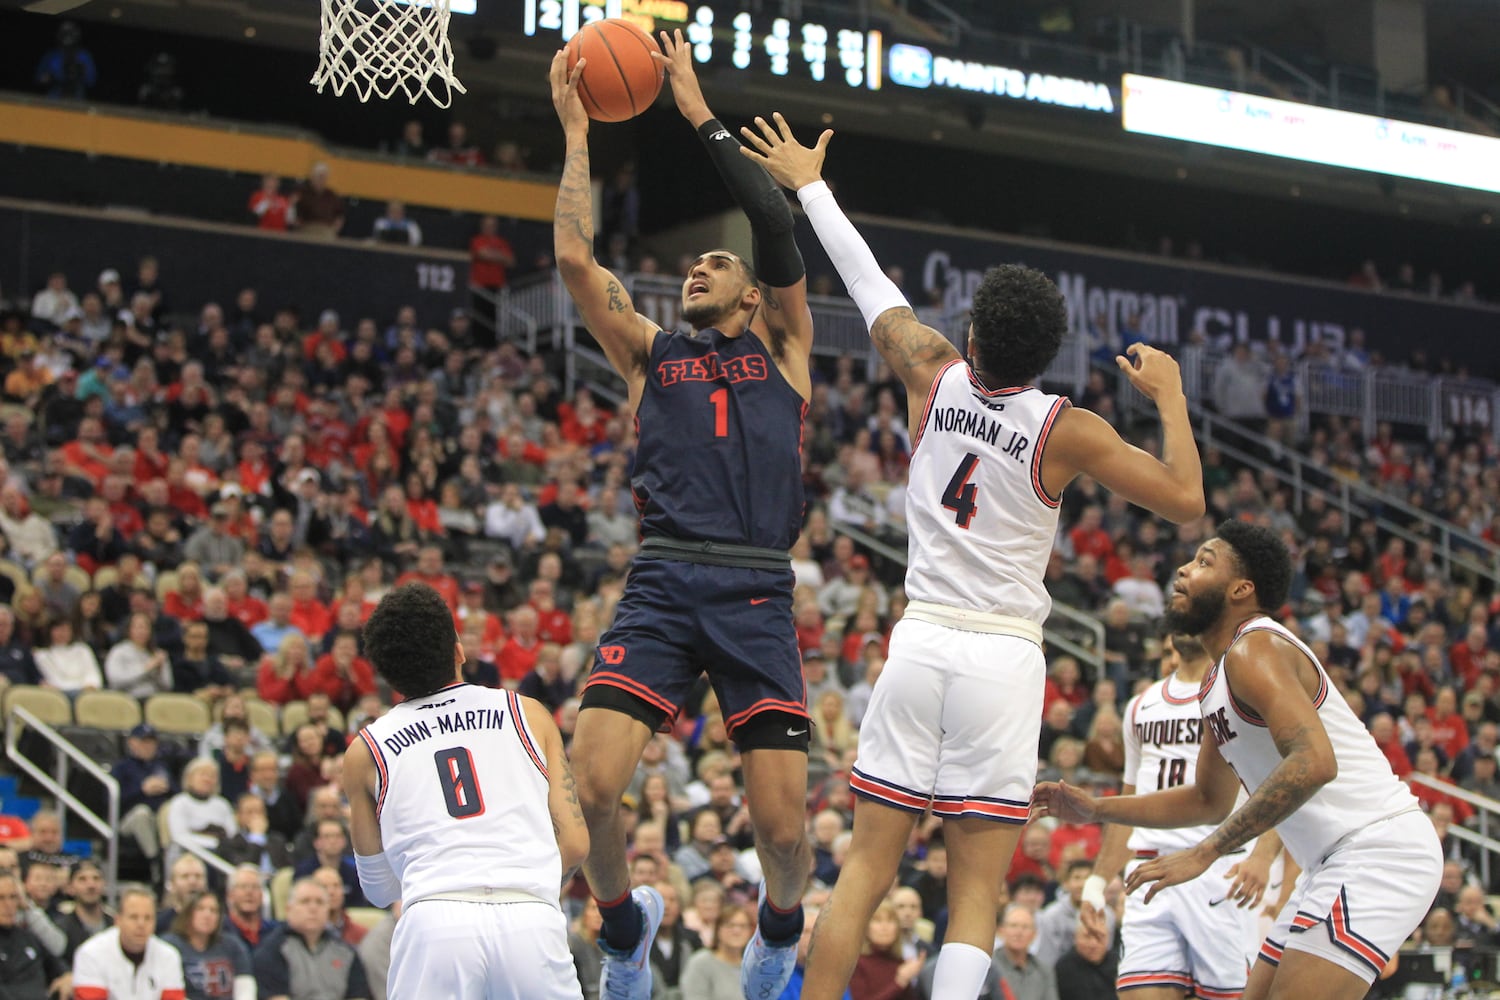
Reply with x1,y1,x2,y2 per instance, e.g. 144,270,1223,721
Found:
1483,808,1492,888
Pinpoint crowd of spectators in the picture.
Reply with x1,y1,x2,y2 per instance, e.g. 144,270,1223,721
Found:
0,242,1498,1000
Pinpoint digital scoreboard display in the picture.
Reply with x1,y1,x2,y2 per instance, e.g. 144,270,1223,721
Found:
522,0,884,90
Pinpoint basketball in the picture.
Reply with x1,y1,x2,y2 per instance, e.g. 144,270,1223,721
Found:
565,18,663,123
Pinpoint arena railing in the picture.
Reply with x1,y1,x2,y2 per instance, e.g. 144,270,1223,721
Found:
1407,772,1500,888
1118,345,1500,563
4,705,120,906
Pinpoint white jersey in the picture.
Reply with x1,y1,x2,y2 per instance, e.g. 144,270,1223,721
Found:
358,682,560,907
1123,674,1220,854
903,360,1070,624
1198,616,1418,867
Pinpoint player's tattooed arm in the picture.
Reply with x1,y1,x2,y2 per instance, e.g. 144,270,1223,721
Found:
555,144,595,257
869,308,961,428
1203,633,1337,857
1205,722,1322,855
555,755,586,886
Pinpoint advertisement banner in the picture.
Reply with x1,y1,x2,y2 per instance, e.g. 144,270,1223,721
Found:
794,213,1500,376
0,203,467,330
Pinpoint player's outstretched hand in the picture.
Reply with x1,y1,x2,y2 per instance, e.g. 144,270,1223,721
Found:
651,29,711,125
738,112,833,191
1030,780,1098,825
550,50,588,135
1115,343,1184,404
1124,844,1214,904
1223,854,1271,909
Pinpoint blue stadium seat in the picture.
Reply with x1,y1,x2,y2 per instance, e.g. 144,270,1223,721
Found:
0,776,16,800
4,796,40,820
62,839,92,859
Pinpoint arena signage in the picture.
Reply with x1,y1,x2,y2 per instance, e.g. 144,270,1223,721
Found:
794,214,1500,376
1123,74,1500,195
891,46,1115,113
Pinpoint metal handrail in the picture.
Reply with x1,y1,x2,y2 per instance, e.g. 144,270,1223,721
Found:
1407,772,1500,886
4,705,120,905
170,829,242,882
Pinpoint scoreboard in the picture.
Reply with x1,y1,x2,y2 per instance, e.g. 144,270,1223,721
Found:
521,0,884,90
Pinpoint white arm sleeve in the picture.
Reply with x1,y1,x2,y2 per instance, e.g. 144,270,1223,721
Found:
355,852,403,909
796,181,911,328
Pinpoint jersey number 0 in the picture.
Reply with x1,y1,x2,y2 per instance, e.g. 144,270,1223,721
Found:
435,747,486,819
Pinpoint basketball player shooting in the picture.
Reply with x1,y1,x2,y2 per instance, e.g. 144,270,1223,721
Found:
739,113,1204,1000
1035,522,1442,1000
343,583,589,1000
551,31,817,1000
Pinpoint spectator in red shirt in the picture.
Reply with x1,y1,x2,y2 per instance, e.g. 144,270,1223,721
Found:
223,571,268,628
132,426,170,485
1068,505,1113,562
557,388,612,448
1451,625,1489,690
455,581,505,650
1007,823,1055,886
1042,655,1090,710
302,633,375,712
1428,687,1471,762
469,215,516,291
395,545,459,612
301,310,348,364
287,571,332,643
248,174,293,231
427,121,484,167
60,416,113,488
256,633,314,706
497,605,542,685
528,578,573,645
1411,746,1473,823
161,561,206,622
1370,712,1412,778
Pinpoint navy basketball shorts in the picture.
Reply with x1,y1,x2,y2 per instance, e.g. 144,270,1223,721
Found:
581,558,808,751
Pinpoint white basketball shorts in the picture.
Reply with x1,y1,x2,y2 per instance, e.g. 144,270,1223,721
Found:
388,898,581,1000
850,616,1044,823
1259,808,1441,984
1117,850,1255,998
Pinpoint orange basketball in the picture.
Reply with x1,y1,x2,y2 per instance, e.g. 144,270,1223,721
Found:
565,18,663,123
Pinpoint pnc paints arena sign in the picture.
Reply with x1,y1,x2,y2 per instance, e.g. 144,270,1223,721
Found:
888,43,1115,113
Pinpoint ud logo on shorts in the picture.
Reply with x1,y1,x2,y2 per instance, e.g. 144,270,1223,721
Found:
599,645,626,665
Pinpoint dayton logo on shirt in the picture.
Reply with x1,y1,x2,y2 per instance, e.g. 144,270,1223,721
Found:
657,353,768,387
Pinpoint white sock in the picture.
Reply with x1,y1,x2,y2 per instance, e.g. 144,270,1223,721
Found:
929,941,993,999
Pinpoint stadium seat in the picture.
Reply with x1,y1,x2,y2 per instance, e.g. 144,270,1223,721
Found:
143,693,211,735
62,838,92,859
270,866,294,920
92,566,119,590
154,570,180,602
30,564,91,593
279,701,308,734
345,906,387,930
0,560,27,594
74,690,143,731
244,698,279,739
3,685,72,727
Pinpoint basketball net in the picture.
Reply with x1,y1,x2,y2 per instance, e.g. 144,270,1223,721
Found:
312,0,467,107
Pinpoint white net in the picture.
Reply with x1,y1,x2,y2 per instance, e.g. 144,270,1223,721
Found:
312,0,467,108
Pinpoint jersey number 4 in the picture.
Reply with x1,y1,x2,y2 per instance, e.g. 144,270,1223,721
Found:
941,453,980,528
435,747,485,819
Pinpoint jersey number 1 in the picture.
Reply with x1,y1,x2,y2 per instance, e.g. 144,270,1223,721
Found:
941,453,980,528
709,388,728,438
435,747,485,819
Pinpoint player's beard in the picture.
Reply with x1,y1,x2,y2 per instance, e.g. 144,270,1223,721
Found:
682,297,731,329
1163,586,1227,637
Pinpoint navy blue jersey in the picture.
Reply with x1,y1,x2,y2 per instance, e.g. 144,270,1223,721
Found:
632,328,805,551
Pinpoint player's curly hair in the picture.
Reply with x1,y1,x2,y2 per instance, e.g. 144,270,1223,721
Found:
362,583,457,700
1216,519,1293,613
968,264,1068,386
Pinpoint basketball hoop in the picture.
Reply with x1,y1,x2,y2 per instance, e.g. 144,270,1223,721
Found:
312,0,467,108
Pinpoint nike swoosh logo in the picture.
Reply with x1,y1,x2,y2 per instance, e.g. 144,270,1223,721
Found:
1137,701,1160,712
1207,897,1227,907
750,598,771,605
786,728,808,737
